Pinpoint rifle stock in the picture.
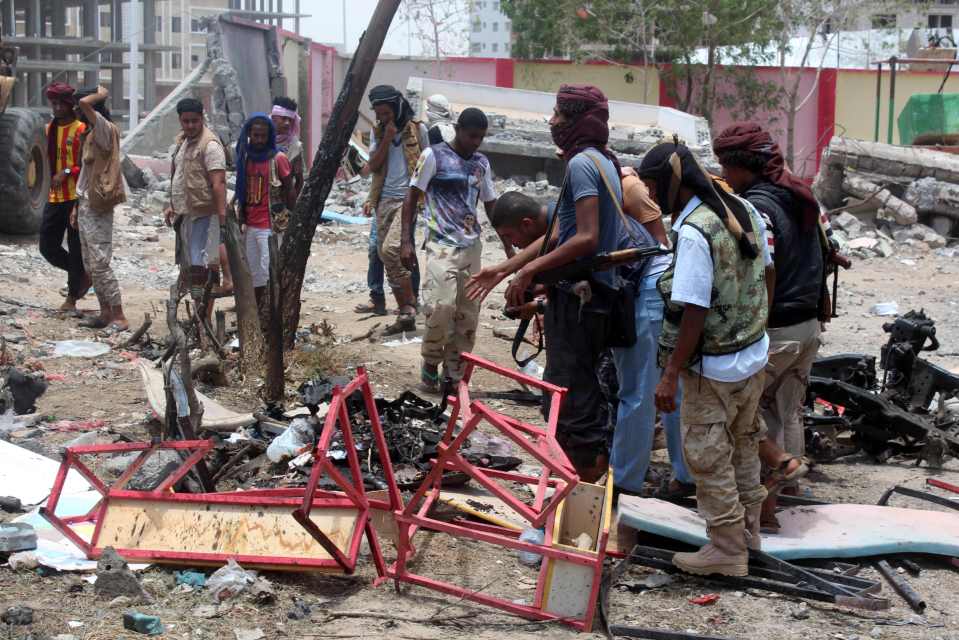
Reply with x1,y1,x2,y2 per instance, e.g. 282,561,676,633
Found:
532,247,670,285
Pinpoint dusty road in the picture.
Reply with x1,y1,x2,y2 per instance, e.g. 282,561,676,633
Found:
1,200,958,640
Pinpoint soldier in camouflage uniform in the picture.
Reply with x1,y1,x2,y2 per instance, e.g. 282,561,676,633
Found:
638,141,772,577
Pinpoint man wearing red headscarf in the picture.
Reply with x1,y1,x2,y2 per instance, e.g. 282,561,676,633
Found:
40,82,89,313
713,122,825,533
470,85,660,483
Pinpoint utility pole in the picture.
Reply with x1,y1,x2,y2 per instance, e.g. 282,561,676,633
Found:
342,0,348,51
129,0,140,129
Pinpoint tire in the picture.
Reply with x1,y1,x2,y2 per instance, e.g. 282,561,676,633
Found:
0,107,50,234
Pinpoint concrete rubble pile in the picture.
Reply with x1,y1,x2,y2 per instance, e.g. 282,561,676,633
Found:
815,137,959,258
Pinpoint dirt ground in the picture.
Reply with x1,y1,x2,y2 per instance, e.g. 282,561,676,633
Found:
1,201,959,640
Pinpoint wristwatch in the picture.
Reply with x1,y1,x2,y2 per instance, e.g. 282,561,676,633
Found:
63,167,74,176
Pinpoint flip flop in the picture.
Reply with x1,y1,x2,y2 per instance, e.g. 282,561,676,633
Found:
78,317,110,329
355,300,388,316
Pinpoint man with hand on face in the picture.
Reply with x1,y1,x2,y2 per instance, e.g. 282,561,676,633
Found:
73,86,128,332
235,113,296,319
358,85,428,328
40,82,89,313
640,140,772,577
402,108,497,393
165,98,227,314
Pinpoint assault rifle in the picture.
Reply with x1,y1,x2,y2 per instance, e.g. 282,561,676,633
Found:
532,246,671,286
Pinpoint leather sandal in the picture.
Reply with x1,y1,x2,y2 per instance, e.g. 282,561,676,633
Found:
355,299,387,316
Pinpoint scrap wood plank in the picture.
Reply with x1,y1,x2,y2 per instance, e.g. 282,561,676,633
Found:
619,496,959,560
138,359,255,431
94,497,359,571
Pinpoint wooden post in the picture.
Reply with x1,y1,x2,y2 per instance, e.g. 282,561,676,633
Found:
278,0,402,347
222,208,264,373
265,234,285,404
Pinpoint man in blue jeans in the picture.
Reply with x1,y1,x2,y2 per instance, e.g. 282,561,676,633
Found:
472,190,693,494
360,220,420,316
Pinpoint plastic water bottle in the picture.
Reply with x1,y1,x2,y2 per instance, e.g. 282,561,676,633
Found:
517,527,545,566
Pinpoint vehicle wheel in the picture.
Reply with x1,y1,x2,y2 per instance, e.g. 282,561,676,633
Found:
0,107,49,234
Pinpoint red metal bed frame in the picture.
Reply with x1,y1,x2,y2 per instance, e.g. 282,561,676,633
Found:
41,355,608,631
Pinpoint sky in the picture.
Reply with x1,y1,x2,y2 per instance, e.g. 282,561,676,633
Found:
299,1,419,56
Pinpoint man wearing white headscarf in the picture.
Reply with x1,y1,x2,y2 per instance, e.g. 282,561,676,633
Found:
425,94,456,145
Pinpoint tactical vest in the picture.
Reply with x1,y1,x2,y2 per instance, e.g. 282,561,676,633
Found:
366,119,423,209
171,126,223,216
657,202,768,369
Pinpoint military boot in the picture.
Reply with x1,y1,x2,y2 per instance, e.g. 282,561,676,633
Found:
673,520,748,577
744,504,762,551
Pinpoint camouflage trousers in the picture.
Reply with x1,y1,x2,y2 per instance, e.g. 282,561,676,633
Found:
77,198,122,307
375,198,411,289
421,238,481,382
680,370,767,529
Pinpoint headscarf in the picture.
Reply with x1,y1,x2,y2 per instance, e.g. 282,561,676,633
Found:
235,113,276,209
425,94,453,126
271,104,300,151
551,84,621,175
45,82,77,106
46,83,77,177
639,141,759,260
712,122,820,231
368,84,414,131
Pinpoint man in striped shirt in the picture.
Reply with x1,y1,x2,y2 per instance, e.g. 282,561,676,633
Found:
39,83,89,313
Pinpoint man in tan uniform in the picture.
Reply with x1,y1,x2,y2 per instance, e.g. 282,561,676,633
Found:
73,86,128,332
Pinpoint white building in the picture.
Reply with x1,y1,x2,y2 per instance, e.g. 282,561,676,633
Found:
468,0,511,58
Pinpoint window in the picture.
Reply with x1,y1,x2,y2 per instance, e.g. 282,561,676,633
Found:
472,21,482,32
171,52,182,69
99,12,111,28
191,19,205,33
191,54,200,64
171,16,181,33
505,42,510,52
156,15,162,31
471,42,482,53
505,20,511,31
937,0,957,5
492,21,498,32
929,13,954,28
492,42,498,52
493,1,500,9
870,14,896,28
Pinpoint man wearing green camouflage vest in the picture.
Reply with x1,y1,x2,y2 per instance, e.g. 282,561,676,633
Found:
639,141,772,577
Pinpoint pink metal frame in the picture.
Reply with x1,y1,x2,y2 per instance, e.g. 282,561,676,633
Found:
40,368,401,574
382,352,608,632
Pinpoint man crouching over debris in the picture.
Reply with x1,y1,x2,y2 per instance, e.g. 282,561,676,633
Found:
713,123,821,532
235,113,296,318
72,86,128,332
401,108,497,391
165,99,228,311
641,140,771,576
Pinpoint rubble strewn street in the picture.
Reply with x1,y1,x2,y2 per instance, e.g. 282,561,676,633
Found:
3,2,959,639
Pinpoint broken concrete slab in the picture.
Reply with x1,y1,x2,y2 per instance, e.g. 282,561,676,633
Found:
95,547,153,602
0,522,36,553
619,496,959,560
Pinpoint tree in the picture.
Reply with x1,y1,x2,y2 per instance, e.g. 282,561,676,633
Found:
502,0,783,123
278,1,403,351
402,0,469,58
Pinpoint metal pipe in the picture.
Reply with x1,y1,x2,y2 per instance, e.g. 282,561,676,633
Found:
874,61,882,142
874,559,925,613
887,56,897,144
